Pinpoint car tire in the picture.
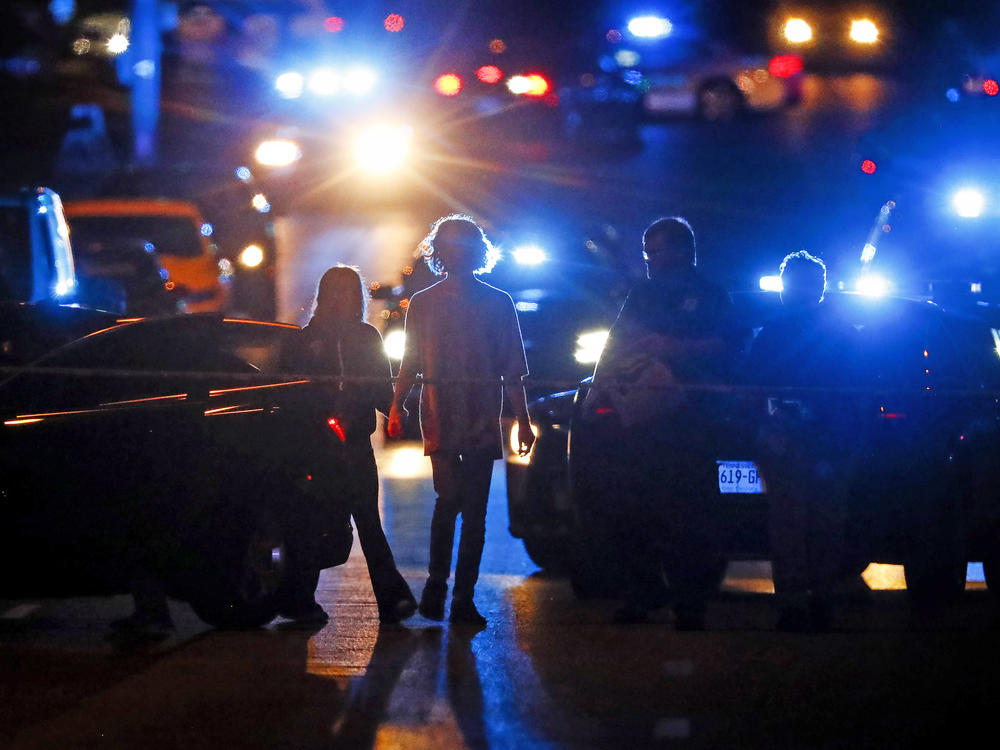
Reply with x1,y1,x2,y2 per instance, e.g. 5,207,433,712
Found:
903,512,968,611
697,80,743,122
188,517,287,629
522,534,571,574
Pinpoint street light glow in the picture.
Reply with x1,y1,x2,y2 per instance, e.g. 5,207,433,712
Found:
850,19,879,44
783,18,813,43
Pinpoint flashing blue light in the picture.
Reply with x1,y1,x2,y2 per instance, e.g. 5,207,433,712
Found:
855,273,890,297
623,70,643,86
512,245,547,266
953,188,985,218
144,242,155,253
200,222,214,237
159,268,170,280
627,15,672,39
598,55,617,73
946,88,960,103
235,166,252,181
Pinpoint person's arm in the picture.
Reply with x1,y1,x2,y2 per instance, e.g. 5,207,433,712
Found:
387,307,417,438
505,379,534,456
365,324,395,419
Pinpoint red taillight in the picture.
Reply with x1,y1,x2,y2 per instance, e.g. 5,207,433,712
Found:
861,159,877,174
476,65,503,84
984,79,999,96
327,417,347,441
768,54,803,78
434,73,463,96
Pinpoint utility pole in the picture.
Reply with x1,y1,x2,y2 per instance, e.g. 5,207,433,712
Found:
129,0,162,167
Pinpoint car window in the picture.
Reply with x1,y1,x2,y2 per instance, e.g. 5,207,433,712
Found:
68,215,205,258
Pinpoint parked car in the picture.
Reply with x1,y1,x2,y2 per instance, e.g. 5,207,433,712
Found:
0,300,116,370
507,293,1000,612
0,314,355,628
63,198,229,313
73,236,180,315
0,186,76,304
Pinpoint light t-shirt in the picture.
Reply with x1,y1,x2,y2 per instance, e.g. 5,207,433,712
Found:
398,276,528,458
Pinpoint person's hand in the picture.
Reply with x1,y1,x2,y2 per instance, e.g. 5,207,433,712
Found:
387,404,407,438
516,418,535,456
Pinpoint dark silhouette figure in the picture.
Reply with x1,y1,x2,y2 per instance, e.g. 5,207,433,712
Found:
388,215,534,627
747,250,860,632
283,265,416,626
592,217,739,627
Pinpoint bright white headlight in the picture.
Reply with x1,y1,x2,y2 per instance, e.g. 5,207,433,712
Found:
344,65,377,95
574,329,610,364
308,67,340,96
383,329,406,360
512,245,547,266
953,188,985,218
275,71,304,99
849,19,879,44
353,124,412,173
254,139,302,167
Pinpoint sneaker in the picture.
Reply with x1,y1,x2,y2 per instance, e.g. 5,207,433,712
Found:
380,596,418,624
419,580,447,621
449,597,487,627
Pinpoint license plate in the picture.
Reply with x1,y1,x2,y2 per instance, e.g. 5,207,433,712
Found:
717,460,764,494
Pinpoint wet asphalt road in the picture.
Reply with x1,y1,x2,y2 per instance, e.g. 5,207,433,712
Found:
2,441,999,749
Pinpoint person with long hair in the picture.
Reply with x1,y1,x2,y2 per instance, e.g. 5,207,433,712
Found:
282,265,417,626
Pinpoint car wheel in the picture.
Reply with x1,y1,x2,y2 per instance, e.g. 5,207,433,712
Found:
904,518,968,611
189,519,287,629
523,534,571,574
697,80,742,122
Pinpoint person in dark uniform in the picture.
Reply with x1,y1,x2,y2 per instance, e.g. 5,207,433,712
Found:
593,216,740,627
747,250,860,632
282,265,417,626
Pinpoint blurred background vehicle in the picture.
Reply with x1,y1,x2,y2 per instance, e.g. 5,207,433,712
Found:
64,197,230,312
72,234,179,315
508,292,1000,610
593,6,803,121
0,313,355,629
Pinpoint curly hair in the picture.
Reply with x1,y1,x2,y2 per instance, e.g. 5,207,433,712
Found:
417,214,500,276
779,250,827,301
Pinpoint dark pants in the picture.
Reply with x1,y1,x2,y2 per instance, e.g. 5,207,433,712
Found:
285,441,412,617
759,421,848,609
428,451,495,600
347,444,413,613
